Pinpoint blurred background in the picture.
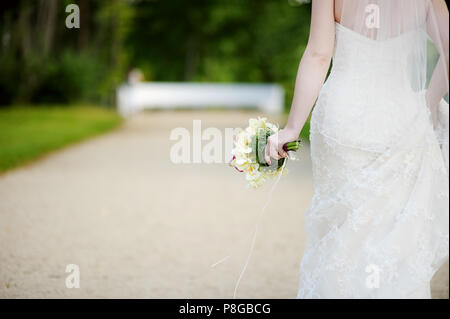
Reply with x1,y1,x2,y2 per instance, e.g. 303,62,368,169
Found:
0,0,312,172
0,0,448,299
0,0,310,108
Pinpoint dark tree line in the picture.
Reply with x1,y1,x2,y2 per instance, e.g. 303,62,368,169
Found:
0,0,311,108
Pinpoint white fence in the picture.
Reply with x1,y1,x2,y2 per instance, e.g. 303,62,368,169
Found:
117,82,284,116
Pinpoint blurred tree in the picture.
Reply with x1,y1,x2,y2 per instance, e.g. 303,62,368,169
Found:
0,0,132,106
126,0,310,109
0,0,311,109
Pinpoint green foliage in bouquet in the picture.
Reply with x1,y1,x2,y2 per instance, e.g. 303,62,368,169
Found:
250,127,302,170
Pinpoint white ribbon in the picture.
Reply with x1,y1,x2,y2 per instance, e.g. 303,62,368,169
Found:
211,158,288,298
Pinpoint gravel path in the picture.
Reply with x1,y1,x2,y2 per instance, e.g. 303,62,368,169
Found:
0,111,447,298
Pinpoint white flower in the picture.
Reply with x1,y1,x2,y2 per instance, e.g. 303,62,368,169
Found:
266,122,279,133
246,117,268,134
234,155,251,171
245,164,265,188
230,117,288,188
234,131,252,154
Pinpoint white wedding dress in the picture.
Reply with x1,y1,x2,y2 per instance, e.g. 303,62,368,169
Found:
296,16,449,299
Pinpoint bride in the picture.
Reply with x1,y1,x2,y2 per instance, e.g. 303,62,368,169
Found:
265,0,449,298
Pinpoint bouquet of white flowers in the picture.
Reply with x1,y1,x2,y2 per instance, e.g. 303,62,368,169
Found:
229,117,302,188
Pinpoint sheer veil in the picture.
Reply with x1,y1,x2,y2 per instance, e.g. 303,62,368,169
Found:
337,0,449,172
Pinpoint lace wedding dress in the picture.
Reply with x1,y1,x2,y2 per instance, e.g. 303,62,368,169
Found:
297,0,449,299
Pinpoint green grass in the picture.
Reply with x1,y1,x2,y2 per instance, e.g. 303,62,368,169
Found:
299,118,310,142
0,105,122,172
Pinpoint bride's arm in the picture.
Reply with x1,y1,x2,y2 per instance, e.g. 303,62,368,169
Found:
265,0,335,165
425,0,449,110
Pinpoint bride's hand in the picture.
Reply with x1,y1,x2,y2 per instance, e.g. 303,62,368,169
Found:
264,128,299,165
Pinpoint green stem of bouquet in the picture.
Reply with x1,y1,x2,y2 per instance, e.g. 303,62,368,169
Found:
285,140,302,151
